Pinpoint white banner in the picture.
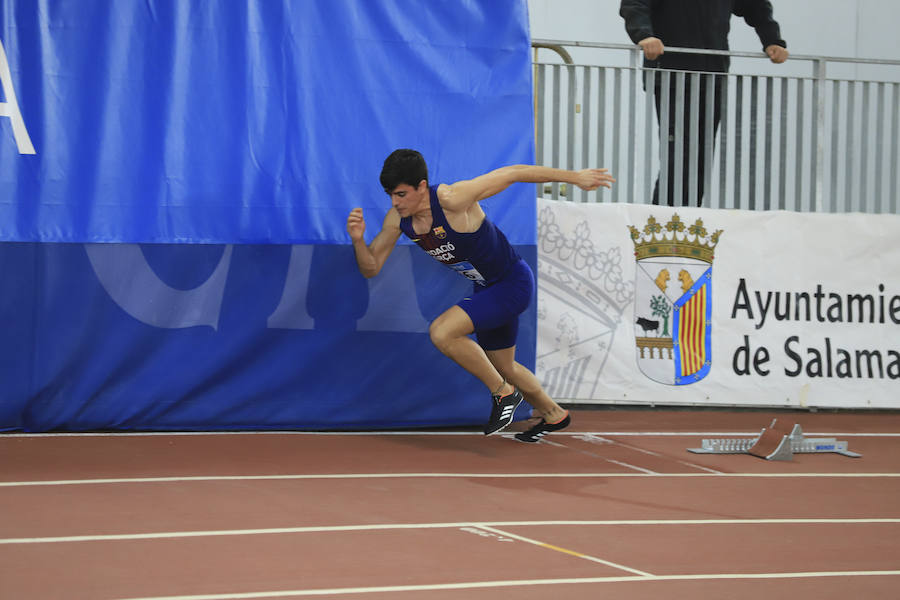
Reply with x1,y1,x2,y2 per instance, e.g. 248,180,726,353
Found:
536,199,900,409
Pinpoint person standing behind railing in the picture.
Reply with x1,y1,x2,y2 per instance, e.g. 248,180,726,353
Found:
620,0,789,207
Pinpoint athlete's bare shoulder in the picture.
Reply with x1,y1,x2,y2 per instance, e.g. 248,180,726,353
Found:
436,181,476,214
382,206,401,230
435,183,453,203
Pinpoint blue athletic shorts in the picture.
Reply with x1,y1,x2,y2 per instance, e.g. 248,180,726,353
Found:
457,259,534,351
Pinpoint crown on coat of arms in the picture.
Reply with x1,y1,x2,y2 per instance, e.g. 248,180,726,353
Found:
628,214,722,264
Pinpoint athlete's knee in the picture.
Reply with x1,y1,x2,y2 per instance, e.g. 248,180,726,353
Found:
429,308,473,352
429,318,453,352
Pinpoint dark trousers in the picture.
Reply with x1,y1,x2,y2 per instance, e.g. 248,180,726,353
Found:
652,72,723,207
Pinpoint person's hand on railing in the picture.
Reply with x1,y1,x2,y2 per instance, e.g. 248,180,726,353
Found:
638,37,665,60
765,44,789,64
574,169,616,191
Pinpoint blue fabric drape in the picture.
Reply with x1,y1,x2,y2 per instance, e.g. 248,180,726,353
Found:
0,243,536,431
0,0,535,244
0,1,537,430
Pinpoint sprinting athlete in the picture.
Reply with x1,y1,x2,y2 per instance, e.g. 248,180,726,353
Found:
346,149,614,442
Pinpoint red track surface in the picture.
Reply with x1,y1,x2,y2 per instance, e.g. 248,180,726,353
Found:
1,409,899,599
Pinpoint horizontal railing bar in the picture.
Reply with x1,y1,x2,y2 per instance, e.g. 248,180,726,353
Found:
532,39,900,66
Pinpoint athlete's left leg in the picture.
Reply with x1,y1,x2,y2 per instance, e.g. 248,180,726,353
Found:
485,346,567,424
430,307,524,435
429,306,508,395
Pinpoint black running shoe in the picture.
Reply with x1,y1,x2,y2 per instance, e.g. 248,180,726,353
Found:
514,412,571,443
483,388,524,435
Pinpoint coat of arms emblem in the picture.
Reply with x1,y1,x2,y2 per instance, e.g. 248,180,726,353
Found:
629,214,722,385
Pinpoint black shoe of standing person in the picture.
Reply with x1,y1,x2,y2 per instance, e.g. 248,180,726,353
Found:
483,388,524,435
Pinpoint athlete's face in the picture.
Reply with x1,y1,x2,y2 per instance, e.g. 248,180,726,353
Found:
388,181,428,217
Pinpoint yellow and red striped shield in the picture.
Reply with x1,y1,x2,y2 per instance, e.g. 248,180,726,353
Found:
673,268,712,384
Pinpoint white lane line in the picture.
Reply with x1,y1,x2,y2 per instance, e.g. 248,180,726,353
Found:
475,525,653,576
111,570,900,599
568,432,900,438
1,472,899,487
3,518,899,545
3,431,900,437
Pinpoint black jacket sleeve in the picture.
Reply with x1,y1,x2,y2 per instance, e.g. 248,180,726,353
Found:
734,0,787,50
619,0,655,45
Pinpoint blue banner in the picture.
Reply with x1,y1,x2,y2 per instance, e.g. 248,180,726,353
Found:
0,242,536,431
0,0,535,244
0,1,539,431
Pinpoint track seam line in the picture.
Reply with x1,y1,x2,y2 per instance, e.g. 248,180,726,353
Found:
573,434,724,474
537,437,659,474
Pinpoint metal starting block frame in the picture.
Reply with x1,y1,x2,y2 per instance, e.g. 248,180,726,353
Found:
688,420,862,460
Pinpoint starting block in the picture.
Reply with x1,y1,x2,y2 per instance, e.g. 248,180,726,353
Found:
687,419,862,460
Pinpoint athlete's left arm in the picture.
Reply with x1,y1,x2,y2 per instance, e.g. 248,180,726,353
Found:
439,165,614,212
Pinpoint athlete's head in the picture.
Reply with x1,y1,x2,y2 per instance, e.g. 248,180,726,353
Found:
380,149,428,193
380,149,430,218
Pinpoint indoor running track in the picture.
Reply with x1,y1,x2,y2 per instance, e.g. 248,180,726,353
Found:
1,409,899,599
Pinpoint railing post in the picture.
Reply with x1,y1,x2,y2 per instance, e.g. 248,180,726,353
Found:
813,58,827,212
535,62,545,199
629,47,640,204
567,62,577,198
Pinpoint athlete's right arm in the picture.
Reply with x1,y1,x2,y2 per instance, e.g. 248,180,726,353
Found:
346,207,402,278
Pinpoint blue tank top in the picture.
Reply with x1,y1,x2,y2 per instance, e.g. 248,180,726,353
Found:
400,185,520,287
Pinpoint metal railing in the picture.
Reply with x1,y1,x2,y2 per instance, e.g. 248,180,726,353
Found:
533,40,900,213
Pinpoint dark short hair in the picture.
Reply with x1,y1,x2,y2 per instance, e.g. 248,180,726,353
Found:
380,149,428,192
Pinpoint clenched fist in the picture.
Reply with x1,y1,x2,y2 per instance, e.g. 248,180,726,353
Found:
346,207,366,241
